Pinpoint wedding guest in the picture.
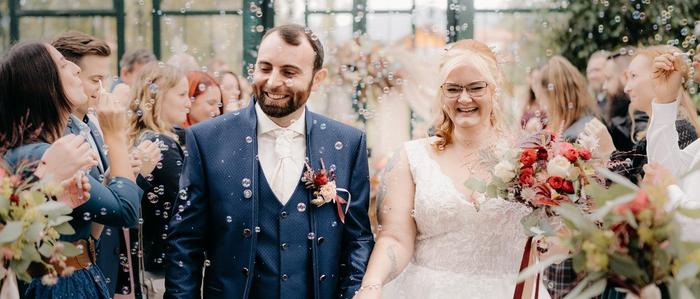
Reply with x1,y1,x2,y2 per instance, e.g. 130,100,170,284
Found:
117,49,156,87
644,48,700,204
603,45,699,183
602,48,647,152
521,66,547,132
216,70,246,112
166,53,199,73
587,50,609,111
52,31,163,298
535,55,600,141
0,41,141,299
183,71,222,127
127,61,190,298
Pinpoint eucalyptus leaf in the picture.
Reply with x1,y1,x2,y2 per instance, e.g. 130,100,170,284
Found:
573,279,607,299
678,208,700,219
38,242,53,258
553,203,595,233
590,193,637,222
48,215,72,227
609,254,648,283
0,221,24,243
54,223,75,235
516,254,570,282
464,178,486,193
21,243,41,262
24,222,44,243
562,273,605,299
595,167,639,191
34,201,71,218
61,241,82,257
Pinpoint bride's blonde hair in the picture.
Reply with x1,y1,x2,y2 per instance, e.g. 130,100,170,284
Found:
433,39,505,151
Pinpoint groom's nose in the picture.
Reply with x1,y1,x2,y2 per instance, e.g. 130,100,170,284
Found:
265,70,284,89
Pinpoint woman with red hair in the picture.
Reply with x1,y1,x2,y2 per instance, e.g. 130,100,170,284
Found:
183,71,223,127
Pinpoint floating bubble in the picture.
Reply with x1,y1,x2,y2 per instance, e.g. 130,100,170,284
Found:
335,141,343,150
100,208,107,216
242,178,252,188
245,136,253,143
83,212,91,221
243,189,253,199
226,216,232,223
307,232,316,240
297,203,307,212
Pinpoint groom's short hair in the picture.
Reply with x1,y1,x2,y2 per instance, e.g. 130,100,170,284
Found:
261,24,324,72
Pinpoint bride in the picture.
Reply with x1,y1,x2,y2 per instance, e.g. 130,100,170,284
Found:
353,40,551,299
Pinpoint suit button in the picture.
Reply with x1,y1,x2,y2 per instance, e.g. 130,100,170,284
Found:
317,237,325,245
243,228,252,237
319,274,326,282
280,211,288,218
281,274,288,281
242,267,249,276
281,243,288,250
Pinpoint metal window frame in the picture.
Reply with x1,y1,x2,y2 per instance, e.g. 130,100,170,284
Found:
9,0,125,73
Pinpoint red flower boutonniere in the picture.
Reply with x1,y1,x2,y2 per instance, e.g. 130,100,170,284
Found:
302,158,352,223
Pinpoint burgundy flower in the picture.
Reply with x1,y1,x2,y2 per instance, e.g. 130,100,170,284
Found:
519,167,535,187
9,193,19,204
546,176,564,190
561,180,575,194
536,147,548,161
579,149,592,161
559,143,579,163
314,170,329,186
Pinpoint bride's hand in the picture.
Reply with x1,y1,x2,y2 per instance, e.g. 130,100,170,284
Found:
352,287,382,299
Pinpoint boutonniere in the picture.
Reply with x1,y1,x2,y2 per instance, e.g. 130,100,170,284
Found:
302,158,352,223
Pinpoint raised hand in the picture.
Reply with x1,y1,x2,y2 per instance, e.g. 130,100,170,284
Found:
132,140,163,177
37,135,97,183
652,52,684,104
55,173,91,208
95,88,129,140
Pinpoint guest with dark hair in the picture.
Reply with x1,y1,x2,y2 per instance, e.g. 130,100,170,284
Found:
119,49,157,87
183,71,223,127
0,41,141,299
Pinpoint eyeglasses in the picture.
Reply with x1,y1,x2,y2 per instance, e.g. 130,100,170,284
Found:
440,81,489,98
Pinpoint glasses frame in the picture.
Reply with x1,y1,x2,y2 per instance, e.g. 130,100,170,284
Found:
440,81,489,99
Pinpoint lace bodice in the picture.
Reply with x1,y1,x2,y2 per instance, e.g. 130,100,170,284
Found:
404,138,532,276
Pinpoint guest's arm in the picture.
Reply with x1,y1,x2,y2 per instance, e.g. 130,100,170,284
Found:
165,129,208,299
646,100,700,177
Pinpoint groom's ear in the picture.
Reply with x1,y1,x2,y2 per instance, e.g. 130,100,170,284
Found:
310,68,328,91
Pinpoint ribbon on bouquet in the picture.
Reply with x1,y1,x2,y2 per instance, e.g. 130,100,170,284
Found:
336,188,351,224
513,237,539,299
0,268,20,299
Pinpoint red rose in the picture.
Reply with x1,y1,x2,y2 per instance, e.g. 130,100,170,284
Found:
559,143,579,163
9,193,19,204
579,149,592,161
536,147,548,161
314,170,329,186
616,189,650,215
546,176,564,190
561,180,575,194
519,167,535,187
520,149,538,167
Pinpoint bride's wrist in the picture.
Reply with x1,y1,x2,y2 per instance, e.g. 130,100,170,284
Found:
355,283,382,294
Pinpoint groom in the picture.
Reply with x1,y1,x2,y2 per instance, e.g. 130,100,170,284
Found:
165,24,374,299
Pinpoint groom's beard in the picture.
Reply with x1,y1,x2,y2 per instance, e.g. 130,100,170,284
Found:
253,79,313,118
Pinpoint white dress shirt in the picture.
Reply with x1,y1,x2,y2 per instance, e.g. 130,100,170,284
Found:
647,100,700,241
256,103,307,205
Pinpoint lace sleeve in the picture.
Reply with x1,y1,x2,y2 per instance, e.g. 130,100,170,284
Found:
675,119,698,149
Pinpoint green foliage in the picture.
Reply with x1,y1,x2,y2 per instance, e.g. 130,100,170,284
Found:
552,0,700,69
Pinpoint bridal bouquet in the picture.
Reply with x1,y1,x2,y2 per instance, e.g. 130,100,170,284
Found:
466,130,600,235
0,160,81,297
524,170,700,298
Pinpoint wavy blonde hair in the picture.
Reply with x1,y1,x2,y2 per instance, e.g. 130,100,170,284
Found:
433,39,505,151
539,55,599,133
128,61,185,146
633,45,700,136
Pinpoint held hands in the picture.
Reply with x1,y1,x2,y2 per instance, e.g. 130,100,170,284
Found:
652,52,684,104
37,135,97,183
55,173,91,209
131,140,162,177
580,118,615,159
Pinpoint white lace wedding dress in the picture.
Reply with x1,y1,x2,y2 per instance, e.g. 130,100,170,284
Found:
382,139,551,299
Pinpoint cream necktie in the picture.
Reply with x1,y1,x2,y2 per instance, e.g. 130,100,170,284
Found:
270,128,298,204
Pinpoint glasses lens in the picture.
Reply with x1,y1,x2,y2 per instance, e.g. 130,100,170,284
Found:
442,84,463,97
467,82,488,97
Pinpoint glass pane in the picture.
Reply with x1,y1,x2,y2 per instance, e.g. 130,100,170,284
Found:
307,13,354,44
124,0,154,53
19,0,112,10
307,0,353,11
160,0,242,11
368,0,413,11
18,16,119,74
0,0,9,54
366,13,413,44
160,15,243,74
474,0,553,10
274,0,306,25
